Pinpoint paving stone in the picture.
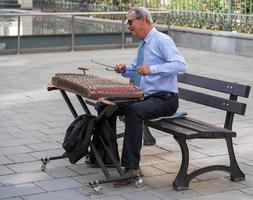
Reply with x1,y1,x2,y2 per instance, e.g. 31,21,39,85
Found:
7,159,70,173
140,155,167,166
1,197,23,200
0,165,15,175
93,195,126,200
73,173,105,185
0,133,16,140
121,190,161,200
0,155,14,165
9,130,46,139
0,138,42,148
30,149,65,159
148,186,199,200
240,187,253,195
67,164,101,175
141,145,169,156
34,177,83,192
152,162,197,174
0,146,33,156
143,174,175,189
37,134,64,143
27,142,62,151
0,183,44,199
238,174,253,187
75,184,151,198
22,189,89,200
0,171,53,186
190,177,246,194
141,165,167,177
45,166,78,178
155,135,181,152
6,153,38,163
181,190,253,200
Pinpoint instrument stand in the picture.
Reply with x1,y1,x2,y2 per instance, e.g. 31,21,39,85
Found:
41,86,143,193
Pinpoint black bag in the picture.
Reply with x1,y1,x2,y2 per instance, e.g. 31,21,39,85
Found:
63,114,97,164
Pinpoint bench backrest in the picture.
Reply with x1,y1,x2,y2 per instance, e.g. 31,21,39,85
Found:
177,73,251,130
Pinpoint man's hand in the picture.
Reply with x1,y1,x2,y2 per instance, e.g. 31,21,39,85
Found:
115,64,126,73
137,65,151,75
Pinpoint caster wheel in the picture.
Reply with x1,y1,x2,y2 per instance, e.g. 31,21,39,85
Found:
89,181,103,195
92,185,103,194
135,176,143,188
41,164,46,171
41,157,50,171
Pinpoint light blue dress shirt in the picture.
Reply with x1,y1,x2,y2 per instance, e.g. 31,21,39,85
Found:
122,28,187,96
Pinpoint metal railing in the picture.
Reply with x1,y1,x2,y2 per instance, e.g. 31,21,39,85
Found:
0,11,170,54
33,0,253,33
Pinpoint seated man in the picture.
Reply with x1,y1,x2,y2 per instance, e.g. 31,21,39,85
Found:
113,7,187,187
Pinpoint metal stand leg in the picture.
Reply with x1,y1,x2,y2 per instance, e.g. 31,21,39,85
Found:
143,122,156,146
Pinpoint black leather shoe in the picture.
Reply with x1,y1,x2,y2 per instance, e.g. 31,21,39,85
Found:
113,168,142,188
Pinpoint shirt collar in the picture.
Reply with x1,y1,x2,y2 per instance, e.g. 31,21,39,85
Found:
143,27,157,44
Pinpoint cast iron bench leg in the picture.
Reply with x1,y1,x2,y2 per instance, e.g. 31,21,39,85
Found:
226,136,245,181
173,136,190,190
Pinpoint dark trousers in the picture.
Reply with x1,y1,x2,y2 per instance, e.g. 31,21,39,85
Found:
105,92,178,169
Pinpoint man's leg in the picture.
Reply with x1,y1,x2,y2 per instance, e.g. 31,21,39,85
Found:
121,94,178,169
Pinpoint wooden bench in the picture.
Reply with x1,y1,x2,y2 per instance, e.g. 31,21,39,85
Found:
146,73,251,190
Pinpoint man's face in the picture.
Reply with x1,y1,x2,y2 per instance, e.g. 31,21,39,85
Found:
127,11,142,38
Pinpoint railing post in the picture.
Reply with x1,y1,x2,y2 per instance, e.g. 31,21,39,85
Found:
227,0,232,31
121,15,125,49
17,16,21,55
71,14,75,51
167,13,171,36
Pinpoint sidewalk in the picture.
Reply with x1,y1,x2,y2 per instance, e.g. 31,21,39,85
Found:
0,47,253,200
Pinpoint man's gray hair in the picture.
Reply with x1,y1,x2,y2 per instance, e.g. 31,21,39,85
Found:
128,7,153,24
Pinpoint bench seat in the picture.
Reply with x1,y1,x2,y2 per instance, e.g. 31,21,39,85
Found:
149,116,236,139
145,73,251,190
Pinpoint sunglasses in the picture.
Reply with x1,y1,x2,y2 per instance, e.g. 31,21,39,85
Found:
127,18,138,26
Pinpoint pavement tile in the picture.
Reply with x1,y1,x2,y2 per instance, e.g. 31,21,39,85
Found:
34,177,83,192
121,190,161,200
190,177,246,194
0,183,44,199
67,164,101,175
0,146,33,156
45,166,78,178
0,155,14,165
141,165,167,177
140,155,168,166
22,189,89,200
240,187,253,195
1,198,23,200
0,138,42,148
141,145,169,156
143,174,175,189
0,165,15,176
27,142,62,151
0,171,53,186
148,186,199,200
7,159,70,173
182,190,253,200
6,153,38,163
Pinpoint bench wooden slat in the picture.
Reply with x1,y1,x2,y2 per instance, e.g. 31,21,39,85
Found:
148,120,198,136
168,118,224,133
178,73,251,97
149,118,236,139
178,88,247,115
